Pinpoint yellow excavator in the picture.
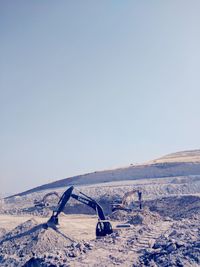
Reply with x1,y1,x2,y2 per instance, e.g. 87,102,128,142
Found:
34,192,60,208
111,189,142,212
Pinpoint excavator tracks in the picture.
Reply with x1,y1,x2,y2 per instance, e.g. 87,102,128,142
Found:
77,220,173,267
129,220,173,252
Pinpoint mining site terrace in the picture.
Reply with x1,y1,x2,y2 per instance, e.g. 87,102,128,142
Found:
0,149,200,266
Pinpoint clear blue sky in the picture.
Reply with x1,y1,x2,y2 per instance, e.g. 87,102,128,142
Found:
1,1,200,195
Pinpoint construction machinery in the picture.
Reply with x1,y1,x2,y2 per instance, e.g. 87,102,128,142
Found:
34,192,60,208
112,189,142,212
46,186,113,237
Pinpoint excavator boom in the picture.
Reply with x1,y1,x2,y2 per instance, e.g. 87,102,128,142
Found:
54,186,74,216
71,193,106,220
34,191,60,208
112,188,142,212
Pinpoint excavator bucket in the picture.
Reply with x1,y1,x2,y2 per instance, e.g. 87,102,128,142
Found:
46,212,58,229
96,221,113,237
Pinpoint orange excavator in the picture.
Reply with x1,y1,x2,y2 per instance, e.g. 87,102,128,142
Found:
34,192,60,208
112,189,142,212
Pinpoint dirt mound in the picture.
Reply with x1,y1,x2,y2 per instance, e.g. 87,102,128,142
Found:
146,195,200,220
127,214,144,225
109,210,130,221
128,209,162,225
0,218,91,266
110,208,161,226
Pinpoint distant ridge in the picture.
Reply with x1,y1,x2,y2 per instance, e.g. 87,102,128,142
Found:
8,149,200,198
149,149,200,164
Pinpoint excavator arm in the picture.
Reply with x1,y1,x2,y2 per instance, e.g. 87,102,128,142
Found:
71,192,112,237
34,192,60,208
47,186,74,225
71,193,106,220
47,186,112,237
112,188,142,212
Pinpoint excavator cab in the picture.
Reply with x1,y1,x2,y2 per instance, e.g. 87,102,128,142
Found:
96,220,113,237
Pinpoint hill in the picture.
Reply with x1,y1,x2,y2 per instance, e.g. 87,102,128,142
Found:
10,149,200,197
148,149,200,164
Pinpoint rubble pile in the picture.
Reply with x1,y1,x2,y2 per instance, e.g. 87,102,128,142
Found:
109,210,130,221
0,219,91,266
128,208,161,226
110,207,161,226
0,195,56,217
0,228,6,238
21,206,52,217
139,218,200,266
146,195,200,220
127,214,144,225
1,205,52,217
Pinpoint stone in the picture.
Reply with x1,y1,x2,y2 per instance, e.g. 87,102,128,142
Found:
166,243,176,253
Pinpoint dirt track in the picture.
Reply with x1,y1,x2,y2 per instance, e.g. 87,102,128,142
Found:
0,214,99,241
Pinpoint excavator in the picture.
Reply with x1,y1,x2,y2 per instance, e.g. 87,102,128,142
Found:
112,189,142,212
34,192,60,208
46,186,113,237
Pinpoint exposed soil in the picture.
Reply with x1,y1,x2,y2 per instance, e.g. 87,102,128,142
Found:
146,195,200,220
139,218,200,267
0,218,92,266
1,176,200,266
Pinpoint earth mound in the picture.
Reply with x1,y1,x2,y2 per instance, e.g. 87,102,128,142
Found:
109,210,130,221
147,195,200,220
109,208,161,225
0,218,90,266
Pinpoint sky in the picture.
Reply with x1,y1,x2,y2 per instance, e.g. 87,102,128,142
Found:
1,0,200,196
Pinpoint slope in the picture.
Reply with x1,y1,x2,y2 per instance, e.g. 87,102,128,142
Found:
8,149,200,197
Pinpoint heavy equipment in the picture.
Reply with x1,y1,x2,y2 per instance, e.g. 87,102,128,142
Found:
34,192,60,208
46,186,113,237
112,188,142,212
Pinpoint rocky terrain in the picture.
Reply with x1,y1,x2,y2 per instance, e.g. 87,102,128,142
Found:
0,218,93,266
0,149,200,266
139,218,200,267
1,204,199,266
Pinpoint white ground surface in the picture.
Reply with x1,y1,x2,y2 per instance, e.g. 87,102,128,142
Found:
0,214,99,241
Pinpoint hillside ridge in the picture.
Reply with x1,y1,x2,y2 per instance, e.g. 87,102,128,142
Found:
9,149,200,198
